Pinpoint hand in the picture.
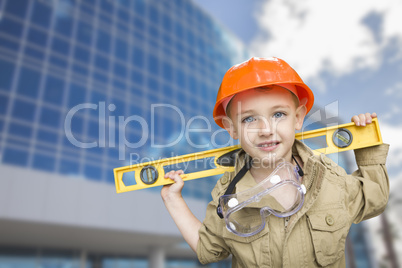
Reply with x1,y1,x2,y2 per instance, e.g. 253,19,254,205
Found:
161,170,185,201
351,112,377,126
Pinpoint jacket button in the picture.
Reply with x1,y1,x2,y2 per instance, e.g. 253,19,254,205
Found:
326,215,335,226
221,176,228,184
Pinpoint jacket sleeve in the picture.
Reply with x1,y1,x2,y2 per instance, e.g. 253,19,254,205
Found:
346,144,390,223
196,173,231,264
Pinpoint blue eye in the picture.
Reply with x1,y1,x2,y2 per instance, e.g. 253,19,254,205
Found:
273,112,285,118
242,116,256,123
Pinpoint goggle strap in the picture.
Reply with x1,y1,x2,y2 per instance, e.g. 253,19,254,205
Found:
292,155,304,177
217,158,252,218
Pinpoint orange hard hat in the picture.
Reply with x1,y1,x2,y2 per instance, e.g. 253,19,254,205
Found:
213,57,314,128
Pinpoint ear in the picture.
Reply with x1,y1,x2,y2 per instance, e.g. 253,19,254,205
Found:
222,116,239,140
295,105,307,130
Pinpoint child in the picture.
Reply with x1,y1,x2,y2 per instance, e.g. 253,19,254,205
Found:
161,57,389,267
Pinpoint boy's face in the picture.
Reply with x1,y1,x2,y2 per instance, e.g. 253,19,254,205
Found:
223,86,306,167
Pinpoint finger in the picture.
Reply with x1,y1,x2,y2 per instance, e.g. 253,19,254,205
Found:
371,112,377,119
351,115,360,126
358,114,366,126
175,170,184,175
365,112,372,124
164,170,185,181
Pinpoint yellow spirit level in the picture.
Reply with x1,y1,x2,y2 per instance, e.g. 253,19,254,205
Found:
114,118,382,193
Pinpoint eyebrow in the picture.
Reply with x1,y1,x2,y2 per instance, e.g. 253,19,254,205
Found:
236,105,292,116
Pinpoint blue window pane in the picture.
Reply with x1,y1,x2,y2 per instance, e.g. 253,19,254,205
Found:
84,164,102,180
62,135,82,152
0,17,24,38
162,84,174,97
93,70,108,84
73,63,89,77
117,8,129,22
37,128,58,144
0,94,9,114
9,122,33,139
116,21,128,34
161,14,171,32
174,22,183,39
111,98,125,117
118,0,131,8
32,153,55,171
17,67,41,98
0,59,15,90
112,79,125,91
131,47,143,68
43,76,64,105
95,54,109,71
51,37,70,54
0,35,20,52
176,68,186,88
113,62,127,78
148,5,159,24
2,147,29,166
76,21,93,45
12,99,36,121
25,46,45,61
68,83,86,107
115,39,128,60
130,69,143,86
73,46,90,63
5,0,29,18
133,0,145,15
147,77,158,91
133,17,145,32
27,27,48,47
59,158,80,175
39,107,60,128
162,61,173,82
149,25,158,39
31,1,52,28
69,113,84,134
90,90,106,104
86,119,99,139
105,168,115,183
80,3,95,18
107,148,119,159
49,55,68,69
55,17,74,38
99,12,111,25
96,30,111,53
100,0,113,12
147,53,158,75
85,0,96,7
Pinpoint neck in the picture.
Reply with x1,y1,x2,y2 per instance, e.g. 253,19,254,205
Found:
249,153,294,183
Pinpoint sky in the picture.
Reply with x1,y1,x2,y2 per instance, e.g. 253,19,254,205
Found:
193,0,402,183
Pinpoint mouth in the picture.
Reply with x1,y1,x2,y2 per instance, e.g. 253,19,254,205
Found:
257,141,280,151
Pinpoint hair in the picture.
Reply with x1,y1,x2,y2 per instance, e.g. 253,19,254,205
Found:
226,85,300,118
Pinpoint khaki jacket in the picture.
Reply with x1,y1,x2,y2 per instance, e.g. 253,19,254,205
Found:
197,140,390,267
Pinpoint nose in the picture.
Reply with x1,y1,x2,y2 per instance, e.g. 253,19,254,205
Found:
257,117,272,136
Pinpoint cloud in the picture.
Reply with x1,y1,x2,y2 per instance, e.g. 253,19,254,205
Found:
380,123,402,181
251,0,402,87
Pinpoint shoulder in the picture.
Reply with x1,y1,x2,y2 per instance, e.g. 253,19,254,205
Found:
318,154,347,177
211,171,234,202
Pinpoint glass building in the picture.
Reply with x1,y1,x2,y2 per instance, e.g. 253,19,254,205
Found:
0,0,374,267
0,0,247,266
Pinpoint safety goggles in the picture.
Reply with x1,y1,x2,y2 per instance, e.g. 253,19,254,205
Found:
217,161,306,237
